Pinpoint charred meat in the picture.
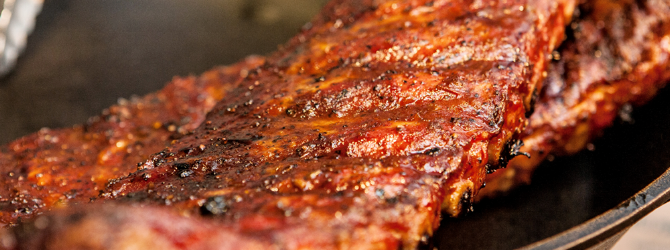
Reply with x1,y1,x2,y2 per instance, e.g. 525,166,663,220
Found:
0,57,266,225
0,0,576,249
482,0,670,197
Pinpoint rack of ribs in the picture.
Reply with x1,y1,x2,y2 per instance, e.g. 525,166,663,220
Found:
0,57,266,225
0,0,576,248
481,0,670,198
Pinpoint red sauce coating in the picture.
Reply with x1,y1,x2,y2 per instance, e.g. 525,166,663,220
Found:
483,0,670,197
1,0,575,249
0,57,266,225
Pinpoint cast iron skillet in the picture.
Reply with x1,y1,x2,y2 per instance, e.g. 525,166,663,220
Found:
431,83,670,249
0,1,669,249
525,170,670,249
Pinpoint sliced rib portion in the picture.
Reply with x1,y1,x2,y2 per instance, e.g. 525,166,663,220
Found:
85,0,572,249
0,57,266,225
6,204,274,250
1,0,575,248
482,0,670,197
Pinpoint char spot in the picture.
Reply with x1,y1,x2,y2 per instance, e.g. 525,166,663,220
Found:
497,139,530,169
286,108,296,117
425,147,440,156
460,188,474,214
180,170,193,178
375,188,385,198
174,163,189,170
525,87,539,118
200,196,230,216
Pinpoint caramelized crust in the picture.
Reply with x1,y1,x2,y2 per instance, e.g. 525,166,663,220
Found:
0,0,575,249
482,0,670,197
95,0,571,248
0,57,266,225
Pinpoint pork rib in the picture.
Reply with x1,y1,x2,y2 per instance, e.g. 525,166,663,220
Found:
482,0,670,197
0,56,266,225
111,0,572,248
1,0,576,248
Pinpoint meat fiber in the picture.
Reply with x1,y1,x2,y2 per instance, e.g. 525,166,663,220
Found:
0,57,266,225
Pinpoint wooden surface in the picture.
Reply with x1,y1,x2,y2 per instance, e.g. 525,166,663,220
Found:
614,203,670,249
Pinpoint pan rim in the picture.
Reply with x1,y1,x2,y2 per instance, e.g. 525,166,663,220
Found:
521,168,670,249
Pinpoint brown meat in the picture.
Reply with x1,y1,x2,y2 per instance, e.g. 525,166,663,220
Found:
481,0,670,198
0,56,266,225
0,0,575,249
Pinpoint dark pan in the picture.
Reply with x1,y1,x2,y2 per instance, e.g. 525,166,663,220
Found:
0,1,669,249
524,168,670,249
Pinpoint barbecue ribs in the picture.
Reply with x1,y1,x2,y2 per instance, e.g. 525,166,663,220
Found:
482,0,670,197
0,0,575,249
0,56,266,225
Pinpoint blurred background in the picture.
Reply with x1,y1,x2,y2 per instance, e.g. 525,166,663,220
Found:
0,1,669,249
0,0,327,144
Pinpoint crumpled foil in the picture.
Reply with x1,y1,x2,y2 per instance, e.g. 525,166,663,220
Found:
0,0,42,76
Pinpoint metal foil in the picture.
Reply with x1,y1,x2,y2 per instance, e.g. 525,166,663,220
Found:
0,0,43,76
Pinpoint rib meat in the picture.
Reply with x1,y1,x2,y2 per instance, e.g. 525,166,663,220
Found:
0,57,266,225
481,0,670,197
0,0,576,249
